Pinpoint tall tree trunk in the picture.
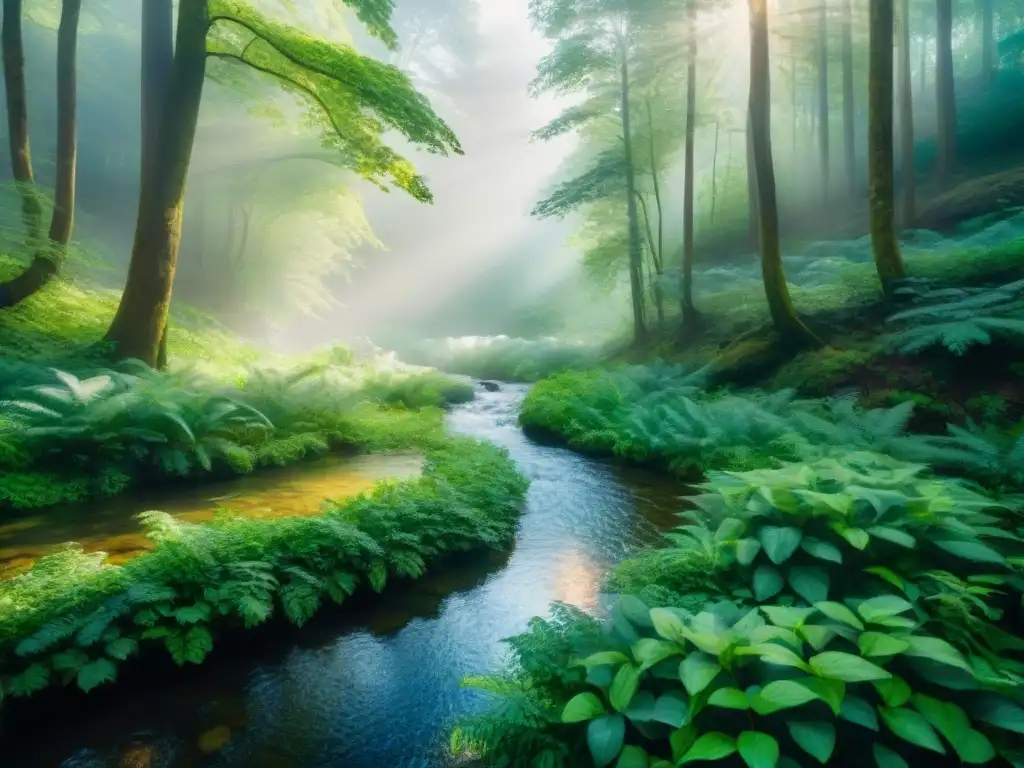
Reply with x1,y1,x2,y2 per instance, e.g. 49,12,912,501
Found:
918,35,927,94
841,0,856,196
681,16,698,325
0,0,82,308
979,0,995,84
104,0,209,365
644,98,665,329
710,118,720,226
618,43,646,344
818,0,830,200
869,0,907,290
746,113,759,248
896,0,916,227
748,0,817,347
935,0,957,185
636,192,664,328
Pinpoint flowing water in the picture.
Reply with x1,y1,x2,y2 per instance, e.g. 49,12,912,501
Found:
4,385,688,768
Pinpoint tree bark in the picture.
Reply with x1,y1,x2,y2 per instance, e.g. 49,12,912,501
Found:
935,0,957,185
841,0,856,196
979,0,995,84
104,0,209,365
0,0,82,308
644,98,665,329
918,34,926,95
896,0,916,227
681,13,698,326
748,0,817,347
818,0,830,200
618,41,646,344
746,112,759,248
869,0,907,289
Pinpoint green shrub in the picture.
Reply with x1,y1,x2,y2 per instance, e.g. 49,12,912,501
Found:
454,452,1024,767
0,438,528,704
360,370,475,409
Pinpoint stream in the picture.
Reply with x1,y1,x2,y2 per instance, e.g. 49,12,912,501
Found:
4,385,686,768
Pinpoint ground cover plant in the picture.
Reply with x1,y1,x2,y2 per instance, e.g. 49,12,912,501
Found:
0,437,528,706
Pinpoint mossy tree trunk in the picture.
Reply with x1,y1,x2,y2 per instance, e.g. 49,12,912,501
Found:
896,0,916,227
104,0,209,366
934,0,957,185
680,9,698,327
979,0,994,84
618,36,647,345
748,0,818,348
817,0,830,201
746,112,759,248
868,0,907,290
841,0,856,197
0,0,82,308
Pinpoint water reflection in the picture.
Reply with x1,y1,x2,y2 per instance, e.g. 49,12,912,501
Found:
3,386,687,768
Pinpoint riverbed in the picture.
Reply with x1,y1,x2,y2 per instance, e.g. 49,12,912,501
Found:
3,385,687,767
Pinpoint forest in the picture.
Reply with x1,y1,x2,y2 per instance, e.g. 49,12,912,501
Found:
0,0,1023,766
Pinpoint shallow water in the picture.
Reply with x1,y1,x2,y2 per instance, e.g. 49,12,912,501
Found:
0,452,424,576
3,386,688,768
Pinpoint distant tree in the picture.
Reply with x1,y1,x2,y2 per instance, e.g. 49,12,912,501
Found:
934,0,956,184
896,0,915,226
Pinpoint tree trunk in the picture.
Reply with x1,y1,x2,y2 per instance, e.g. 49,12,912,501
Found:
748,0,817,347
841,0,855,196
0,0,82,308
869,0,907,289
636,192,664,329
681,16,698,325
918,35,926,95
818,0,830,200
104,0,209,365
979,0,994,84
710,118,720,226
746,113,759,248
644,98,665,330
896,0,916,227
618,43,646,344
935,0,956,185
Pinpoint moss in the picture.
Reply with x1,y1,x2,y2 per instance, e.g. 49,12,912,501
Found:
768,342,881,395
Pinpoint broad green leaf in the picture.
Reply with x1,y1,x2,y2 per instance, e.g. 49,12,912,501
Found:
587,665,616,690
856,595,913,624
77,658,117,693
679,732,737,764
650,608,688,644
789,566,830,604
865,566,905,591
651,691,689,728
758,526,803,564
799,677,846,715
814,601,864,629
859,632,910,657
744,642,810,671
563,692,606,723
680,653,721,696
632,639,681,670
751,625,803,649
901,636,972,674
874,676,912,707
879,706,946,754
616,745,648,768
579,651,629,669
708,687,749,709
715,517,746,542
933,538,1006,565
104,637,138,661
800,625,836,652
737,538,762,566
787,721,835,764
970,694,1024,734
873,743,908,768
619,595,655,628
753,565,784,601
809,651,891,683
738,731,779,768
761,605,815,629
670,724,697,763
752,679,821,714
623,690,656,723
912,694,995,764
839,526,870,550
866,526,916,549
588,715,626,767
839,695,879,730
51,649,89,672
610,664,643,712
801,536,842,564
7,663,50,697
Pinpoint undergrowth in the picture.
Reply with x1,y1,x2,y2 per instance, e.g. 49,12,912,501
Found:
0,438,528,705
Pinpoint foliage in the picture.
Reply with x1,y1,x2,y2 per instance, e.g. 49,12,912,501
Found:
0,438,528,704
454,451,1024,767
359,369,475,409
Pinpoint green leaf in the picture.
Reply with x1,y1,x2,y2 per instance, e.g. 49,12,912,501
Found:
623,690,656,723
563,692,606,723
745,642,810,671
708,687,749,710
857,595,913,624
679,732,736,764
789,566,830,604
814,601,864,629
809,651,892,683
970,694,1024,734
610,663,643,712
51,648,89,671
715,517,746,542
680,652,721,696
76,658,117,693
801,536,843,563
873,743,908,768
933,538,1006,564
901,635,972,674
866,526,916,548
753,565,784,601
787,721,835,764
616,745,648,768
7,663,50,697
761,605,814,629
800,625,836,651
912,694,995,764
651,691,689,728
632,639,682,670
799,677,846,715
839,526,870,550
173,604,209,624
752,679,820,714
738,731,779,768
879,706,946,754
874,676,912,707
737,538,762,566
650,608,688,644
104,637,139,661
588,714,626,768
670,724,697,763
579,651,630,668
865,566,905,591
758,526,803,564
859,632,910,657
839,695,879,730
618,595,655,628
166,625,213,665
